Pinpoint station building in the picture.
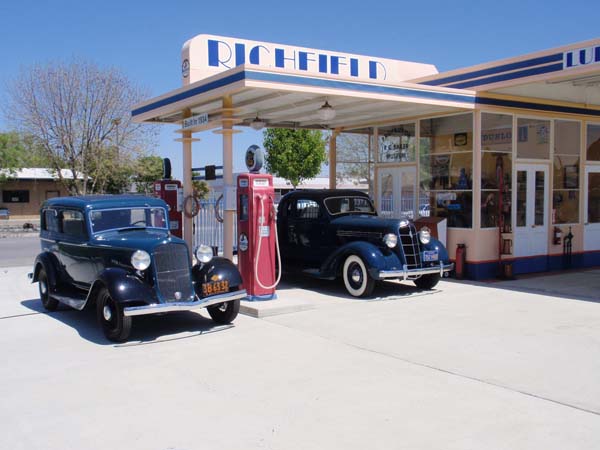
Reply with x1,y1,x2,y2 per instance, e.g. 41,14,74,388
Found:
132,35,600,279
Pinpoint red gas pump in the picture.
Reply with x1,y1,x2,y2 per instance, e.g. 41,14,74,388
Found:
153,179,183,238
237,172,280,300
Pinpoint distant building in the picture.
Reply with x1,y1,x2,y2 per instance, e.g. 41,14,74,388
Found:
0,169,84,217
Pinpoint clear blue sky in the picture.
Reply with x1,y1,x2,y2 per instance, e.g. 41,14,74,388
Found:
1,0,598,179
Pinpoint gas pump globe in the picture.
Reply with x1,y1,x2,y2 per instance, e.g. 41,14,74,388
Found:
237,145,281,300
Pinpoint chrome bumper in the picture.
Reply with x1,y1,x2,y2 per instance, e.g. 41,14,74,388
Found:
123,290,247,317
378,262,454,280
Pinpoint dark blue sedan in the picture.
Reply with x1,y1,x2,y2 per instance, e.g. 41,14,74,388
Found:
30,195,246,341
277,190,453,297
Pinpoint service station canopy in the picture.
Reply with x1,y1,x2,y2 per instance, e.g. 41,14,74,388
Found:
131,34,481,133
130,64,478,134
131,36,600,133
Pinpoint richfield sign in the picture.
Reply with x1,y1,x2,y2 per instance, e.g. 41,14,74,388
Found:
181,34,437,86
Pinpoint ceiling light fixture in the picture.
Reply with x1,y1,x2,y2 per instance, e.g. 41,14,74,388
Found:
317,101,336,121
249,115,266,131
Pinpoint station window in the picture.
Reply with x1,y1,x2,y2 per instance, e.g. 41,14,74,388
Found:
419,113,473,228
553,120,580,224
378,123,416,163
587,124,600,161
481,113,512,229
335,132,374,193
516,118,550,159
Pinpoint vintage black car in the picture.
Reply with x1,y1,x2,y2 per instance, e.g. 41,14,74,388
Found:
30,195,246,342
277,190,453,297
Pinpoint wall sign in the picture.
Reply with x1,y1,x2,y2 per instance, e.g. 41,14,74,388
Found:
563,44,600,70
182,113,209,130
181,34,438,86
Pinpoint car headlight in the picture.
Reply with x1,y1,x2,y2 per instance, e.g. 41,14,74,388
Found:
383,233,398,248
131,250,151,271
195,244,213,264
419,226,431,245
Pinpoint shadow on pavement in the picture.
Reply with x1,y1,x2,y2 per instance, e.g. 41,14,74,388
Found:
20,298,234,346
277,272,439,301
442,269,600,304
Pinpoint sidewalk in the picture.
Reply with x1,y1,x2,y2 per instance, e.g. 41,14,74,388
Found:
0,218,40,238
482,267,600,302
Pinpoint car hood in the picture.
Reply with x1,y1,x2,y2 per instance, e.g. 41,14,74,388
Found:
330,215,405,232
91,229,184,252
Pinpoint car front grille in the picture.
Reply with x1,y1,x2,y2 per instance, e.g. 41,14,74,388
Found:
399,224,422,269
153,243,193,302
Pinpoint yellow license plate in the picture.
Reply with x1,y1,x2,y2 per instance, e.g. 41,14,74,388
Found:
202,280,229,296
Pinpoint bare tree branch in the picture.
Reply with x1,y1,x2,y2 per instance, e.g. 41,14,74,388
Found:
3,59,158,194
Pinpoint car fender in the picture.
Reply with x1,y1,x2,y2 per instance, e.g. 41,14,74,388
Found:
90,267,158,306
32,252,60,290
422,237,450,262
192,257,244,298
320,241,402,280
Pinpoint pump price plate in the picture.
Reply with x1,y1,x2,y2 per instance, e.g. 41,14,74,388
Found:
423,250,439,262
202,280,229,296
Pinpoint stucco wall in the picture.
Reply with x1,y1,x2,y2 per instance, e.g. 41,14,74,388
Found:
0,180,70,217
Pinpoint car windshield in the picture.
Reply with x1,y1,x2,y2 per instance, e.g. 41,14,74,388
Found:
89,207,168,233
324,196,376,215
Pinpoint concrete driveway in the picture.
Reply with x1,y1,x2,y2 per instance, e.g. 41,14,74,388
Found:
1,265,599,450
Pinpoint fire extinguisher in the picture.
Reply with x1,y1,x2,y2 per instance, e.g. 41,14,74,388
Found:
553,226,563,245
455,244,466,279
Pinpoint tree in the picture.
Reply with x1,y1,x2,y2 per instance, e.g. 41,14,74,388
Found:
0,133,22,183
262,128,327,188
134,155,164,194
3,59,157,195
0,132,53,184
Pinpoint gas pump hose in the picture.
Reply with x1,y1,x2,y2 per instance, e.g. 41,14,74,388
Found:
254,195,282,290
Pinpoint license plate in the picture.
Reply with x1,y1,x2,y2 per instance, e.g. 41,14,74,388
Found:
423,250,439,262
202,280,229,296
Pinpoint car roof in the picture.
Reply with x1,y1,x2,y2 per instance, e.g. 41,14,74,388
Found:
42,195,167,211
281,189,370,202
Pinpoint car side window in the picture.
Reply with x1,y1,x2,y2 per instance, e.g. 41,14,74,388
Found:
294,199,321,220
61,210,87,238
43,209,60,233
353,197,373,212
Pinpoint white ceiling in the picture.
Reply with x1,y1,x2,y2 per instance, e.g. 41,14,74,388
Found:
492,74,600,107
156,87,464,133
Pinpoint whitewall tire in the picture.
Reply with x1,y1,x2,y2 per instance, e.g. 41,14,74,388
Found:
342,255,375,298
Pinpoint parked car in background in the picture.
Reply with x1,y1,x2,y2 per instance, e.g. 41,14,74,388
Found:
30,196,246,341
277,190,453,297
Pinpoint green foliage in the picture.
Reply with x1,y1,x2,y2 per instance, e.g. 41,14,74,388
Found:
192,180,210,200
0,132,53,184
0,133,22,182
262,128,327,188
134,156,164,194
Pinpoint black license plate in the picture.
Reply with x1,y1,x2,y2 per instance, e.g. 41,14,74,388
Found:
202,280,229,296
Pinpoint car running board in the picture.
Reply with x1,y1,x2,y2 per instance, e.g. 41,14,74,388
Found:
52,292,87,311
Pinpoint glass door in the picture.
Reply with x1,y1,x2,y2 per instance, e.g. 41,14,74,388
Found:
377,166,416,219
514,164,549,257
584,167,600,251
